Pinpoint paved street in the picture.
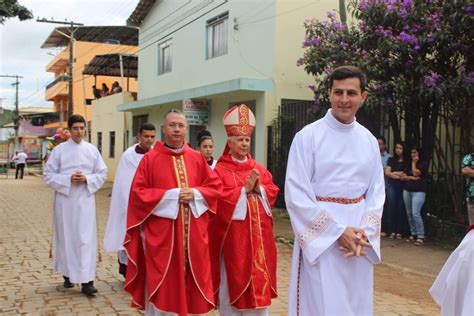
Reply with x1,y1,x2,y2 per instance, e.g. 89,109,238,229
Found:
0,175,441,315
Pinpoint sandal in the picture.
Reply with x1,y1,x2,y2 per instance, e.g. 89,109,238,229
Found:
396,234,403,240
414,239,424,246
406,236,415,242
389,233,396,239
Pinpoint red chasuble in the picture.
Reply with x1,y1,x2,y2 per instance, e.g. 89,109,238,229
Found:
211,152,279,310
124,142,222,315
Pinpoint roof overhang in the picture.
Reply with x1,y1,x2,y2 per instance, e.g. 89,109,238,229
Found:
83,54,138,78
127,0,157,27
41,26,139,48
117,78,274,111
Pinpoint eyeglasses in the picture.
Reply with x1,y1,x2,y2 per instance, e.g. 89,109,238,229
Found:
166,123,186,129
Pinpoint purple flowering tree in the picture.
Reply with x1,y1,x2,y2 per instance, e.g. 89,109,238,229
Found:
299,0,473,221
300,0,473,154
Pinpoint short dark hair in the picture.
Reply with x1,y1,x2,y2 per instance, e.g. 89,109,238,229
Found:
164,109,186,121
139,123,156,134
68,114,86,129
328,65,367,92
377,135,386,144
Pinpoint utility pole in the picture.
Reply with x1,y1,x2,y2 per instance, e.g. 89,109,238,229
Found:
0,74,23,149
37,18,83,119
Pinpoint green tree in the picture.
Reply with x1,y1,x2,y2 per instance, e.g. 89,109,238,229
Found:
0,0,33,24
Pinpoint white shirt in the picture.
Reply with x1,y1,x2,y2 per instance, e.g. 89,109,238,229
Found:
14,152,28,164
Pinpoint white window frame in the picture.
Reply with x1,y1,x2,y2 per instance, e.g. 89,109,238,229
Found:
206,13,228,59
158,39,172,75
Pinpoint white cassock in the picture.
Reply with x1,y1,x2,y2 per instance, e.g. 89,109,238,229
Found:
44,139,107,283
103,144,144,262
429,229,474,316
285,109,385,316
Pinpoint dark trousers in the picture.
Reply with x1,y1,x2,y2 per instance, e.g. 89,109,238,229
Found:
386,183,409,235
15,163,25,179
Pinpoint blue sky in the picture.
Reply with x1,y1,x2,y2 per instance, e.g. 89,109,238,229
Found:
0,0,138,110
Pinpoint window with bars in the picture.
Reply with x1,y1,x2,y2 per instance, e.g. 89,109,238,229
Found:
158,39,172,75
206,13,228,59
109,131,115,158
97,132,102,154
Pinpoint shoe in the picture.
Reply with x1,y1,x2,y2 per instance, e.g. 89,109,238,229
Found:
414,239,425,246
381,232,387,237
406,236,415,242
81,283,98,296
389,233,396,239
396,234,403,240
63,276,74,288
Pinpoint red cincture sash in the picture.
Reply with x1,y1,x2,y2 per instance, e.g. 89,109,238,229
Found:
316,194,365,204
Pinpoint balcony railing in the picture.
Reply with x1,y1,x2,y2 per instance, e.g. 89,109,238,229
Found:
46,75,68,90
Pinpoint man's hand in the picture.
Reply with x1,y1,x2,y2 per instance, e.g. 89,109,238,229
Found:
245,169,259,193
252,169,261,194
179,188,195,204
338,227,372,258
71,171,87,184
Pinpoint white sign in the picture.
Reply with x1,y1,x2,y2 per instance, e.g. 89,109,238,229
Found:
183,99,209,125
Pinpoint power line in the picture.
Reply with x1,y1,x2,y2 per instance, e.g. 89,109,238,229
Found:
37,18,84,119
238,1,321,27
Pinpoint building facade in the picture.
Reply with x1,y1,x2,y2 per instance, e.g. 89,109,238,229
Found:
119,0,338,165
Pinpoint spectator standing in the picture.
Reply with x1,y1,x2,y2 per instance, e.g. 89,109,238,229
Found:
384,142,408,239
401,147,429,245
111,81,123,94
13,151,28,179
101,83,109,97
461,153,474,221
378,136,391,237
92,85,101,99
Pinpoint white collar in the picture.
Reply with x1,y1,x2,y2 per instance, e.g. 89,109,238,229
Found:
324,109,356,132
231,155,248,163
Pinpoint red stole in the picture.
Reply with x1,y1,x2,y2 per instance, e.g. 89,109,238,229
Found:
211,153,279,309
124,142,222,315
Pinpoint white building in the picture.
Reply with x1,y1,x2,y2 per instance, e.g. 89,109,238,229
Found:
119,0,338,165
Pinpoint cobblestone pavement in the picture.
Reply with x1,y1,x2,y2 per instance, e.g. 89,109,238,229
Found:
0,176,440,315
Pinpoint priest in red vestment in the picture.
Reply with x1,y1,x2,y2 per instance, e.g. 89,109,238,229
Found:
124,109,222,316
211,104,279,315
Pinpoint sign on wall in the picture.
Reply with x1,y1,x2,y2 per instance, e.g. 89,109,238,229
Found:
183,99,209,125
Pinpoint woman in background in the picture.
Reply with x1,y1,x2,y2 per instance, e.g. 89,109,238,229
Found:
401,147,430,245
197,130,217,169
385,142,409,239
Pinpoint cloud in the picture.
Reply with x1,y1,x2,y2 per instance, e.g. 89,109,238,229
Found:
0,0,138,109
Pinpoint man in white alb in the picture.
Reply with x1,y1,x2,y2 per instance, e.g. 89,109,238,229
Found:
285,66,385,315
44,114,107,296
103,123,156,277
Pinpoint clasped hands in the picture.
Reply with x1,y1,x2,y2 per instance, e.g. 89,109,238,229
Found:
244,169,261,194
71,171,87,184
338,226,372,259
179,187,195,204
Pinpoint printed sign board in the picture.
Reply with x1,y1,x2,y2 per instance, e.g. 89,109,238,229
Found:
183,99,209,125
